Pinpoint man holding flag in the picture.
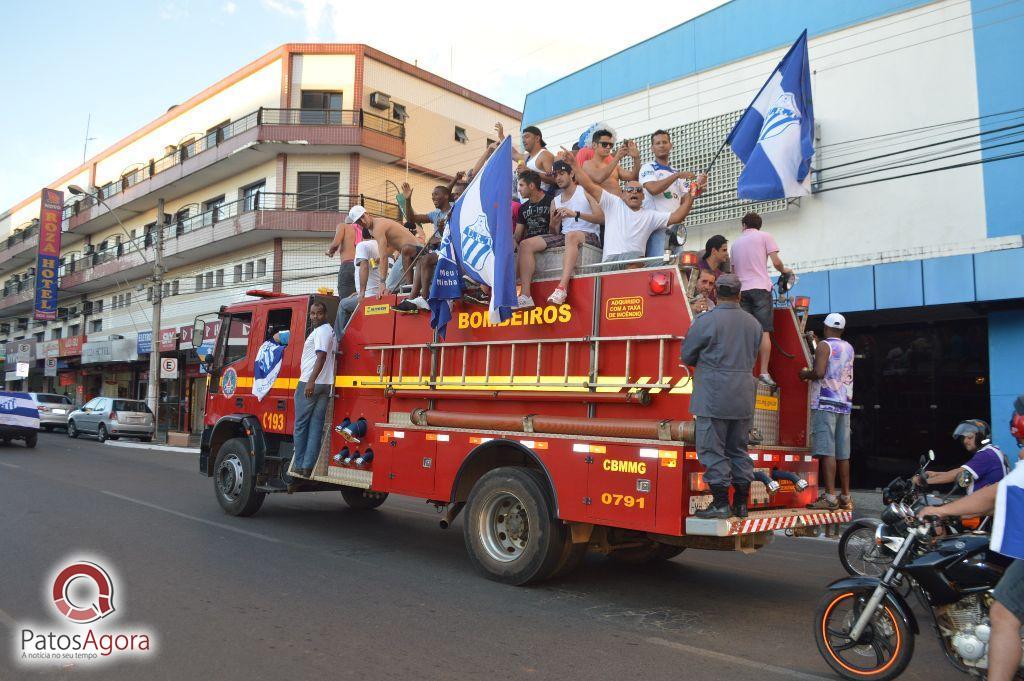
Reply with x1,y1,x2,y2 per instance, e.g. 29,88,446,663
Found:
725,29,814,200
429,136,518,338
920,461,1024,680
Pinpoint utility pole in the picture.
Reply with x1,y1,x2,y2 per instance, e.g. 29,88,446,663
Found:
147,199,165,439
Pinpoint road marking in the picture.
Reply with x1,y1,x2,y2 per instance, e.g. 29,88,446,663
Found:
0,462,19,468
646,637,832,681
100,491,282,544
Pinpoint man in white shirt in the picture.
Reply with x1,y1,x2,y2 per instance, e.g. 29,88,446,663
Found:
560,149,703,267
292,301,336,478
516,160,603,307
639,130,699,257
335,231,389,337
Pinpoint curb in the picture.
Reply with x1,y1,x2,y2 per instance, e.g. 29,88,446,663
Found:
104,440,199,454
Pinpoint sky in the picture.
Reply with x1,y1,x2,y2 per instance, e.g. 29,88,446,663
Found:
0,0,729,213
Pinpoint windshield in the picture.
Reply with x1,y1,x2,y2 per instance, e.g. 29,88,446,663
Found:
35,394,72,405
113,400,152,413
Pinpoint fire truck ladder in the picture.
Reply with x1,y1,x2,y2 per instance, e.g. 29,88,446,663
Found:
363,334,683,394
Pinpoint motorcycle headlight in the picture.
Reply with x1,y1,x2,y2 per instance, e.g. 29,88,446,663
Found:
881,503,903,526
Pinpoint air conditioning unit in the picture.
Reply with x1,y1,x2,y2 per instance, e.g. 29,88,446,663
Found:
69,307,80,318
164,145,177,156
56,309,67,321
370,91,391,110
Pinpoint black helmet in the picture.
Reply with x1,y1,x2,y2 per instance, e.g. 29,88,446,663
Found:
952,419,991,446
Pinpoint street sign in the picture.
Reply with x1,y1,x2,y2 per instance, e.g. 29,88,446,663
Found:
44,358,57,377
160,357,178,379
16,362,29,378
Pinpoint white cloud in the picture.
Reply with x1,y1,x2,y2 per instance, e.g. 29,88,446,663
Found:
223,1,237,14
262,0,730,110
159,0,189,21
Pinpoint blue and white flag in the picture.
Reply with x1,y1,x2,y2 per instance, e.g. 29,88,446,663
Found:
252,339,285,401
0,391,39,429
429,136,516,339
727,30,814,200
991,463,1024,559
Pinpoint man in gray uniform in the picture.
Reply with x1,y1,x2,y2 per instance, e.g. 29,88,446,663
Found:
680,273,762,519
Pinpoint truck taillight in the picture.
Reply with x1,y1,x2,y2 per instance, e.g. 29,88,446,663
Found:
689,472,709,492
649,272,672,295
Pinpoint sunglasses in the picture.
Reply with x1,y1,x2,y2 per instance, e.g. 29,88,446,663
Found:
622,187,643,194
596,140,614,148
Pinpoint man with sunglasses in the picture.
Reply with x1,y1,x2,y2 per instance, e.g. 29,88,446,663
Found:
559,149,704,266
582,130,641,197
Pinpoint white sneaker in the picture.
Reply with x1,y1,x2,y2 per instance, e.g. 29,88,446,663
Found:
516,294,535,309
758,373,777,388
409,296,429,310
547,287,567,305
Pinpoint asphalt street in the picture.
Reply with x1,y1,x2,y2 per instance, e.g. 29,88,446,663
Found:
1,432,964,681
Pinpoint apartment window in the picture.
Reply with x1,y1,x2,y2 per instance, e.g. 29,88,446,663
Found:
94,300,104,313
171,280,179,296
242,181,265,212
89,319,102,333
195,275,204,292
203,195,226,224
125,292,131,306
454,126,469,144
245,262,254,281
111,295,118,309
233,264,242,284
33,332,44,343
300,91,343,124
174,209,190,236
256,259,267,278
69,324,80,336
205,119,230,149
204,271,214,289
163,282,170,298
215,269,224,287
296,172,340,211
146,287,153,302
392,103,408,122
51,328,62,340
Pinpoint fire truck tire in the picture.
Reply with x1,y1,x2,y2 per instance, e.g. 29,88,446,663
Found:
25,433,37,449
463,466,564,585
547,537,588,580
609,543,685,565
340,487,388,510
213,438,266,517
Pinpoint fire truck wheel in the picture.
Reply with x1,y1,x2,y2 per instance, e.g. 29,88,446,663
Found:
546,536,588,580
25,433,37,449
340,487,388,510
463,466,564,585
214,438,266,517
609,543,685,565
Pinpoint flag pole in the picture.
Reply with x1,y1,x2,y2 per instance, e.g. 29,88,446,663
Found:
704,138,730,175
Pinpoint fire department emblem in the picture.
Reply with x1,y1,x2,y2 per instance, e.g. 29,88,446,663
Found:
221,367,238,397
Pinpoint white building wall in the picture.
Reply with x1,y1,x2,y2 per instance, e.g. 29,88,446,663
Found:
289,54,357,110
530,0,991,270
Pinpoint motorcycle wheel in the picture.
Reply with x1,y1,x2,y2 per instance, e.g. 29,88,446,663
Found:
839,521,892,578
814,589,914,681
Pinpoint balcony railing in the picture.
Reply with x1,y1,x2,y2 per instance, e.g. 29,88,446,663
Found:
62,108,405,221
57,192,398,279
1,276,35,298
0,222,40,254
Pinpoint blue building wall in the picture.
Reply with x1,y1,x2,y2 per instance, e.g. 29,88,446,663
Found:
522,0,935,125
988,310,1024,461
970,0,1024,239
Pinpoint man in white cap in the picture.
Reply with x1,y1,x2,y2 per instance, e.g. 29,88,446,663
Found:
344,205,423,303
801,313,855,511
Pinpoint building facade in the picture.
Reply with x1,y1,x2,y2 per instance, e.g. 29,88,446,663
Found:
0,43,520,433
523,0,1023,484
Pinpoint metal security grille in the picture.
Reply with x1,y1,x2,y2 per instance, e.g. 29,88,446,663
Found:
752,382,780,446
631,110,790,226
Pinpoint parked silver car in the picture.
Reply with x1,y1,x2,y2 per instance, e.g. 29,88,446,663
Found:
29,392,74,431
67,397,154,443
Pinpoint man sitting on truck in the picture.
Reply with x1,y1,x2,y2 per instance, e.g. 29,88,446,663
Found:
335,226,391,337
344,205,422,301
558,149,704,267
680,273,762,519
393,182,449,314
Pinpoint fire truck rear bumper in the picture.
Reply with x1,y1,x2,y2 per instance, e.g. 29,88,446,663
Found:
685,508,852,537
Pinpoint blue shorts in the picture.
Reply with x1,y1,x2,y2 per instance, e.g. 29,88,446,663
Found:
994,558,1024,622
811,409,851,461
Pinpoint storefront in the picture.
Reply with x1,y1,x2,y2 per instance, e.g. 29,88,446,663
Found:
4,340,36,392
179,322,218,434
81,337,139,398
58,335,87,404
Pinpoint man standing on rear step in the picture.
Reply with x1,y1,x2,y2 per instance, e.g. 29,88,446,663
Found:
292,301,336,478
729,212,794,388
680,274,762,519
802,313,855,511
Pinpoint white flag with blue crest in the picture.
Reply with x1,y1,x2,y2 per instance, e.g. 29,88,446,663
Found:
991,463,1024,559
252,339,285,401
727,30,814,200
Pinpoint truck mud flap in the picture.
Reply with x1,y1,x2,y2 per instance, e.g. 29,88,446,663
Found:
685,508,852,537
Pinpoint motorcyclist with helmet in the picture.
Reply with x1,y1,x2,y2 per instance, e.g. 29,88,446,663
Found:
913,419,1010,493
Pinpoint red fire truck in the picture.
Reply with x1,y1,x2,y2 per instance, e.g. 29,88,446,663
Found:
194,260,850,584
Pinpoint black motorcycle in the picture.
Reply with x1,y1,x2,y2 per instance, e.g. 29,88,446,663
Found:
815,504,1017,680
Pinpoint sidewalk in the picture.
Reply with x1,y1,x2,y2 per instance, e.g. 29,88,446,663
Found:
105,440,199,454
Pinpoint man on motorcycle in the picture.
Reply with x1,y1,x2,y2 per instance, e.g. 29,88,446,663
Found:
914,419,1010,493
921,463,1024,681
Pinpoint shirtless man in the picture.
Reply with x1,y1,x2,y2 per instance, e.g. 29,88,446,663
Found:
343,205,422,300
325,220,361,298
582,130,640,197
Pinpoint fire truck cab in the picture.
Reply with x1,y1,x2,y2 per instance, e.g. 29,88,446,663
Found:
195,259,850,585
